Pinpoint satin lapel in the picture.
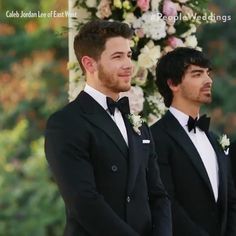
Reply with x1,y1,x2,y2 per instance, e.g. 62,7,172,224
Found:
206,132,227,202
164,111,214,197
123,115,143,193
76,91,128,158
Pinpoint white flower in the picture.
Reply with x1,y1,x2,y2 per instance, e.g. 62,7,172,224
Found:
138,42,161,69
113,0,122,9
167,25,176,34
96,0,112,19
128,114,144,135
123,0,132,10
133,65,148,86
163,45,174,53
86,0,97,8
181,24,197,38
123,13,137,25
151,0,162,11
67,61,79,70
185,35,198,48
219,134,230,151
146,92,167,117
196,46,202,51
176,0,189,3
181,5,194,18
75,8,92,23
133,11,166,40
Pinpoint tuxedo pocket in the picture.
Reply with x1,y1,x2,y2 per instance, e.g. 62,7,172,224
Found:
142,139,150,144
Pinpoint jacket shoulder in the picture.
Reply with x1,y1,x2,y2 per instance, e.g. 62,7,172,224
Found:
46,99,83,130
150,117,166,133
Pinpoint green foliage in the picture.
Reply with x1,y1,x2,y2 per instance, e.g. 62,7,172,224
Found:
0,120,28,160
0,124,65,235
197,0,236,138
0,0,68,234
0,29,65,71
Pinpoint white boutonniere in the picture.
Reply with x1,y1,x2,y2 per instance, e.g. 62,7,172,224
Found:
218,134,230,155
128,114,144,135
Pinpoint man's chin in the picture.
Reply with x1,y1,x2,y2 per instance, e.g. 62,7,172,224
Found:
119,84,131,92
203,97,212,104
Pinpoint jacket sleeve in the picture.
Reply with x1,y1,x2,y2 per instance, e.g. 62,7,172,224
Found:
45,113,139,236
229,142,236,186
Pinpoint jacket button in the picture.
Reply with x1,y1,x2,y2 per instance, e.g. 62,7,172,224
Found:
126,196,131,203
111,165,118,172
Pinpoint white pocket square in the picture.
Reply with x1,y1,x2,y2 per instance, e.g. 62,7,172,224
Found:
224,148,229,155
142,139,150,144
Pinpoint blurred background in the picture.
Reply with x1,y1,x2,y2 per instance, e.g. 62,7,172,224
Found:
0,0,235,235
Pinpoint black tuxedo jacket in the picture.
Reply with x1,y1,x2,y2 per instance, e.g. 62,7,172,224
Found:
151,111,236,236
45,91,172,236
229,141,236,188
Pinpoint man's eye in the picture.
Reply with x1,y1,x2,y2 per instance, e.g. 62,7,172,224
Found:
193,73,201,77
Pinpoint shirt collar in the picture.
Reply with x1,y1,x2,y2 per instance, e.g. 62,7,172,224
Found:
169,106,191,129
84,84,108,111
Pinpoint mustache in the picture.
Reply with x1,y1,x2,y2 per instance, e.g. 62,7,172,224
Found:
118,73,132,76
118,70,133,76
201,83,212,90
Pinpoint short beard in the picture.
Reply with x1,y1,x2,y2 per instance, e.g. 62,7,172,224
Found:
98,64,131,93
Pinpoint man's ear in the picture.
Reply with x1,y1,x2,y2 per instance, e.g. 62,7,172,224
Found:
167,79,179,92
81,56,97,74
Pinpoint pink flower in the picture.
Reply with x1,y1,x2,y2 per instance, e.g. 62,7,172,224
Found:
120,86,144,114
167,36,184,48
96,0,112,19
137,0,150,12
135,28,145,38
163,0,178,17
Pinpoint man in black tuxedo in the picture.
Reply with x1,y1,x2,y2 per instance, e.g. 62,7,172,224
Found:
151,47,236,236
45,20,171,236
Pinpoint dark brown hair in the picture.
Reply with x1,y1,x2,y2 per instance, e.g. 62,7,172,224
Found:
74,19,133,72
156,47,211,107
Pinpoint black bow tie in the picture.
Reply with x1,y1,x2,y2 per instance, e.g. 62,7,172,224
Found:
187,114,210,133
106,96,130,116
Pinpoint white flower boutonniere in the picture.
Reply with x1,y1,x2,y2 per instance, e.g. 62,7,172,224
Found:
128,114,143,135
218,134,230,154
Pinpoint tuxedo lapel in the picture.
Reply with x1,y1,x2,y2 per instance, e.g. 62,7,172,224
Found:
123,115,143,193
76,91,144,191
206,132,227,202
164,111,215,198
76,91,128,158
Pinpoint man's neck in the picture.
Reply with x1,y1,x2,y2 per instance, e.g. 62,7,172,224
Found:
171,102,200,119
86,82,119,101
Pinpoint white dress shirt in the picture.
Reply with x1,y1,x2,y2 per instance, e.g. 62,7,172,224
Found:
84,84,128,146
169,106,219,201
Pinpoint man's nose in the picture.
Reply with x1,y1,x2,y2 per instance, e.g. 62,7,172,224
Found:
123,57,133,69
205,72,212,84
